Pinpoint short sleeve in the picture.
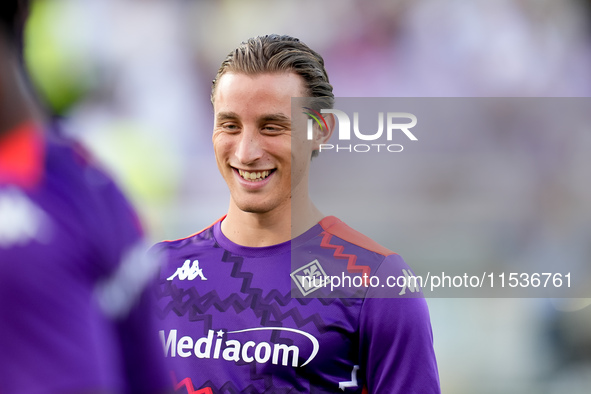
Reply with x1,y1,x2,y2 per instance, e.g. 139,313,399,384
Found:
359,254,440,393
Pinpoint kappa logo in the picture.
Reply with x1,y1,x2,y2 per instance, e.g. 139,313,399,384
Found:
167,259,207,281
290,259,328,296
398,268,420,296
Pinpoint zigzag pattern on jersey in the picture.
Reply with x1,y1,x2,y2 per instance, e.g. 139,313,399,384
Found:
221,250,354,307
173,365,343,394
200,363,320,394
198,376,334,394
156,287,327,339
200,380,297,394
172,369,294,394
156,283,343,335
171,371,212,394
157,241,360,394
155,255,356,336
320,231,371,277
221,250,332,331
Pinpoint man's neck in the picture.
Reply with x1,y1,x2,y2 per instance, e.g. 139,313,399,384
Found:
221,198,324,247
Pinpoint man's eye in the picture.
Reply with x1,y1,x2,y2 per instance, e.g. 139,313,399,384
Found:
263,125,283,133
221,123,240,132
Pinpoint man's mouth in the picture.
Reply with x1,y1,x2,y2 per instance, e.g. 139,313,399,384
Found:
237,169,273,182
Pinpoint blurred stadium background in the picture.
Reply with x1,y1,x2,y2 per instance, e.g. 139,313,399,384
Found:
23,0,591,392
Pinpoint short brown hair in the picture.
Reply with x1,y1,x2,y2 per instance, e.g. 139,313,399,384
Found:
211,34,334,112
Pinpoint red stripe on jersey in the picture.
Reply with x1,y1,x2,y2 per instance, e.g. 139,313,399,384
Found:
320,230,371,277
171,371,213,394
319,216,396,257
0,122,44,189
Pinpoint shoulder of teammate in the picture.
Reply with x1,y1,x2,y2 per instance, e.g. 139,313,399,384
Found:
57,135,173,390
1,125,144,274
0,122,45,189
45,133,164,295
49,134,145,274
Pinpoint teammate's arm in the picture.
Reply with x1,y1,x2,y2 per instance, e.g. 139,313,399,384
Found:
87,156,171,393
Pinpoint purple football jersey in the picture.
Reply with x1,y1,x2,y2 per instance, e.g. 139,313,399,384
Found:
153,215,440,393
0,123,169,393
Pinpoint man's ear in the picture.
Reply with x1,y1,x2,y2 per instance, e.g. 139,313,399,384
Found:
312,112,335,149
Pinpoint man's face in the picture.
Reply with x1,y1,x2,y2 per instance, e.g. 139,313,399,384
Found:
212,72,315,215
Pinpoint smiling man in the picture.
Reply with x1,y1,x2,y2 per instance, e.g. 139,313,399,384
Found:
153,34,440,393
212,70,326,246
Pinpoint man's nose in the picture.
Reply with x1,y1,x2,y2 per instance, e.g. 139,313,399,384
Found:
235,128,263,165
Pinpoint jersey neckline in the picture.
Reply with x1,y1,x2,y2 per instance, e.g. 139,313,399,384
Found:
212,216,335,257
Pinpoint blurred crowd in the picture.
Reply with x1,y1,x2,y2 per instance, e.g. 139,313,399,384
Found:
21,0,591,393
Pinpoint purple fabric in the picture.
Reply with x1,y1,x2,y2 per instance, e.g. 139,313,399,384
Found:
153,217,440,393
0,133,169,393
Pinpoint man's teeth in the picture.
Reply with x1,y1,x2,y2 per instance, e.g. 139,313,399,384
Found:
238,169,271,181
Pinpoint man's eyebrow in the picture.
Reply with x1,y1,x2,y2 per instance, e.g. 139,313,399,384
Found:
216,111,239,121
215,112,291,123
259,113,291,123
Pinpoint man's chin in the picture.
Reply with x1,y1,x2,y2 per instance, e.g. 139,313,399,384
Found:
237,205,273,214
233,199,282,215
